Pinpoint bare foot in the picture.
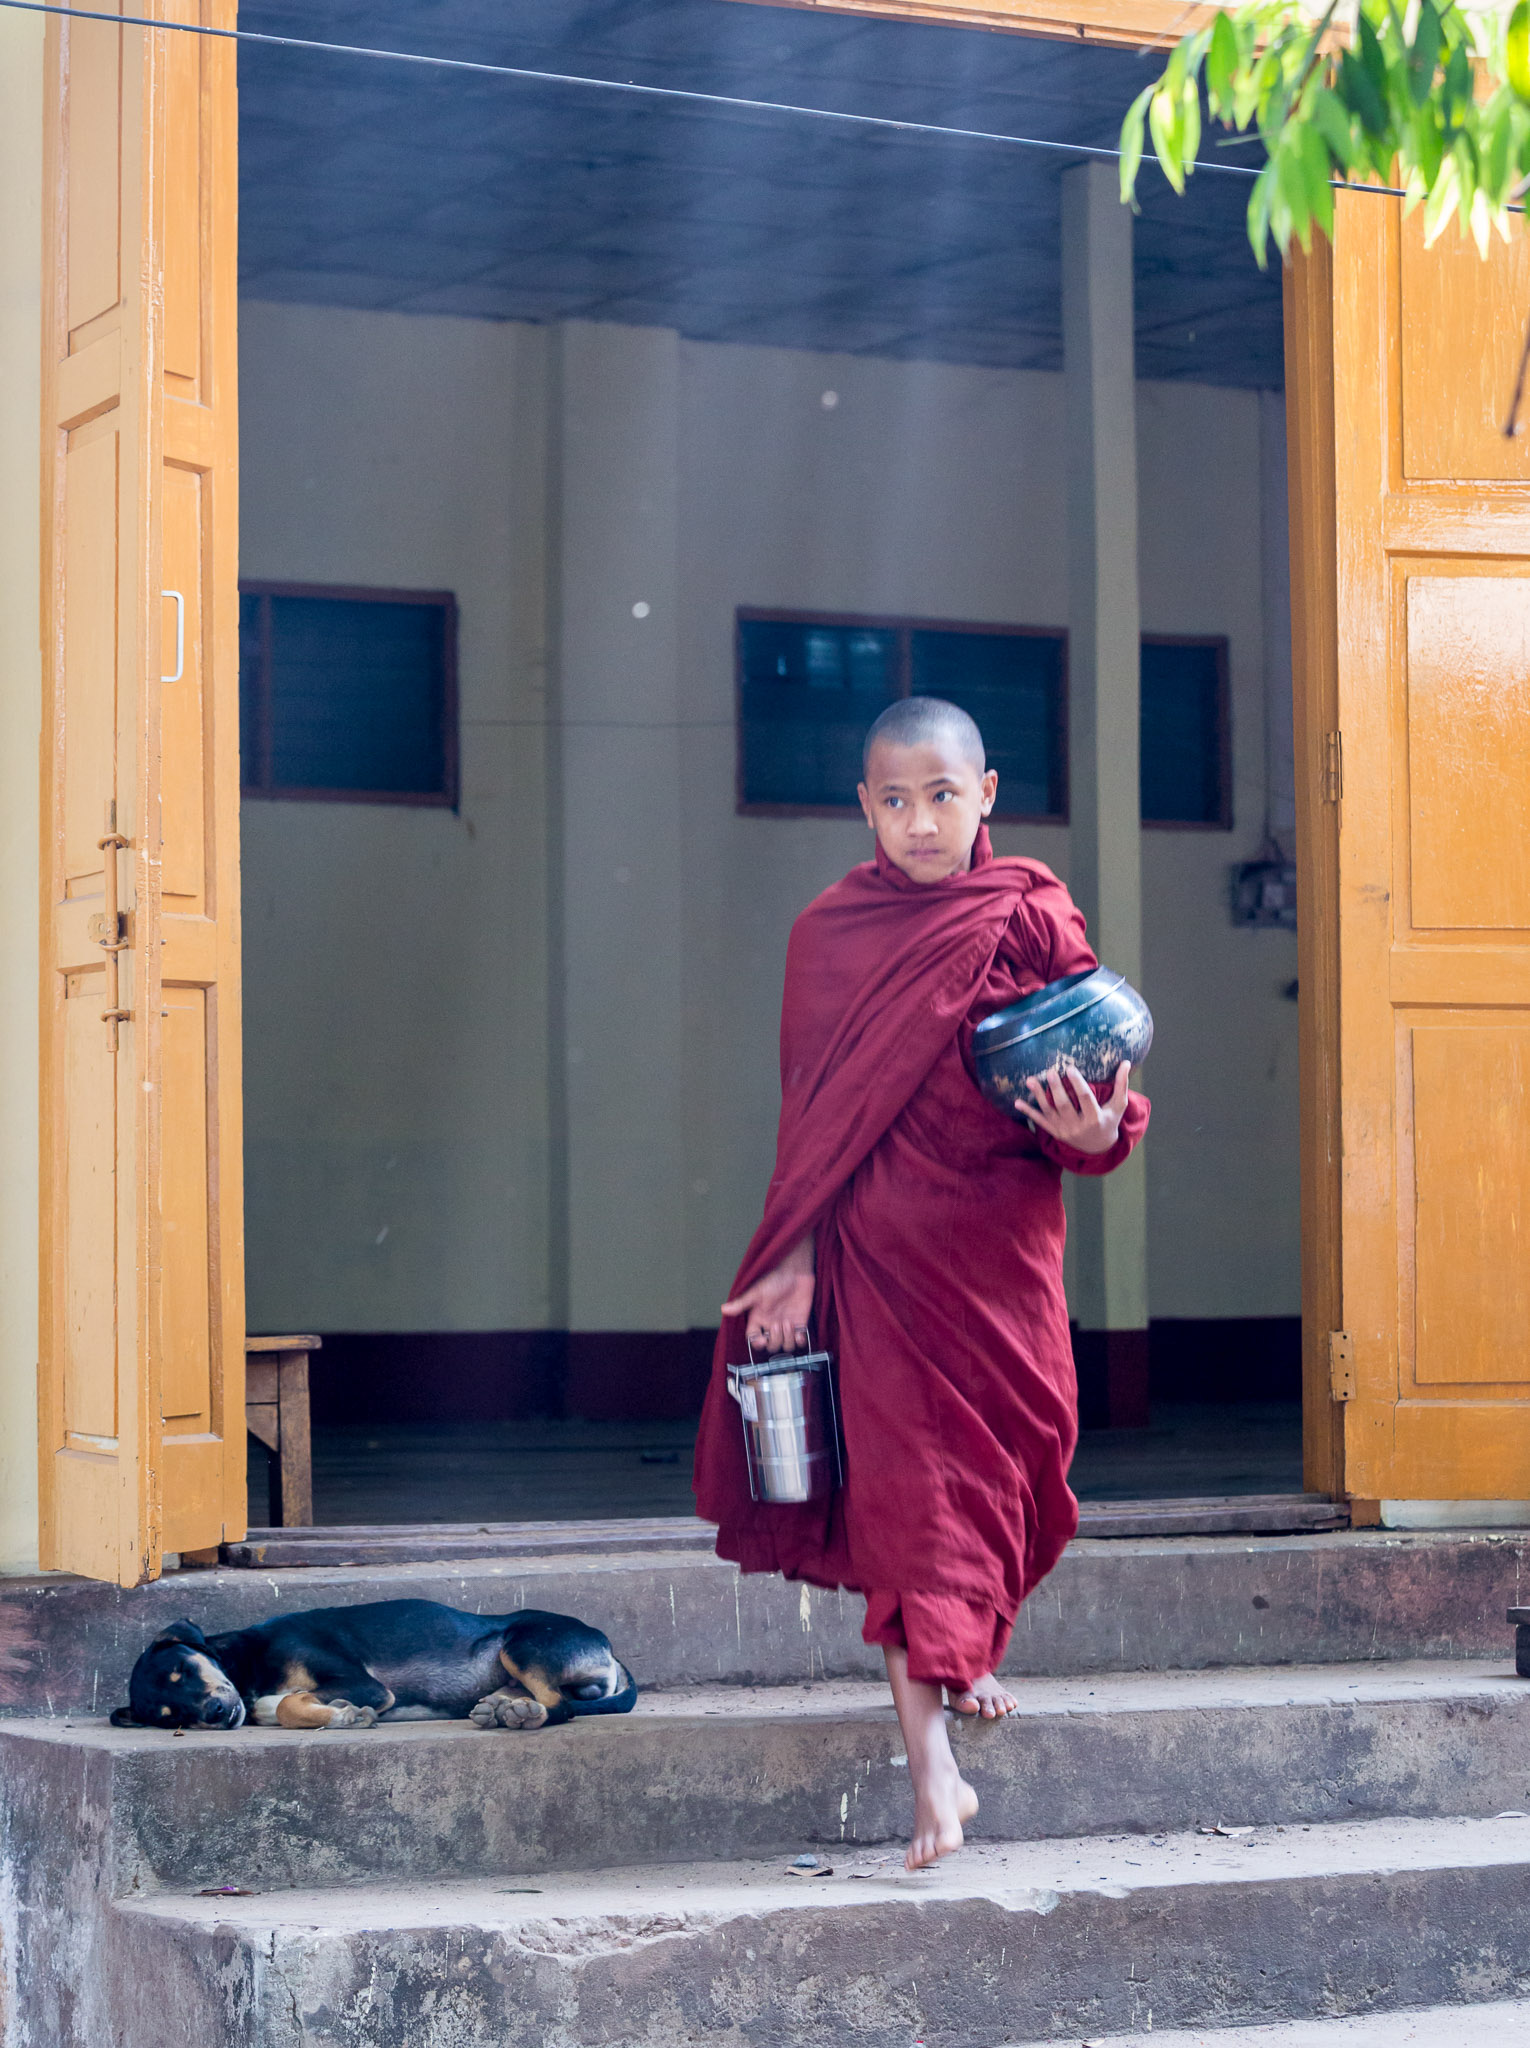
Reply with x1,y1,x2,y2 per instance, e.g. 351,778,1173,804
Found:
948,1672,1018,1718
906,1767,979,1870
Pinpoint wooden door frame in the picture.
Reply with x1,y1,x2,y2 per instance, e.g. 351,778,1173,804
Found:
39,0,245,1584
1282,242,1344,1502
38,0,1340,1585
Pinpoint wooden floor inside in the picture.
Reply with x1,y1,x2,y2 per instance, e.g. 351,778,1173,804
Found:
245,1400,1304,1529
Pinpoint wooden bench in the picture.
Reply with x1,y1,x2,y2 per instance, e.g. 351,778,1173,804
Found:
245,1335,319,1528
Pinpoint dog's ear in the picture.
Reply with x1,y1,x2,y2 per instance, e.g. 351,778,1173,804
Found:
150,1618,206,1650
109,1706,137,1727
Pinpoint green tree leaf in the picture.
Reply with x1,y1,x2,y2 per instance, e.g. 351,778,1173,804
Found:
1118,0,1530,266
1407,1,1444,106
1206,11,1240,112
1119,83,1152,206
1337,46,1388,137
1509,0,1530,102
1312,84,1359,168
1149,85,1188,192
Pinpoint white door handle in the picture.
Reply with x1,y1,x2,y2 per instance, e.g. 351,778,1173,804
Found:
161,589,184,684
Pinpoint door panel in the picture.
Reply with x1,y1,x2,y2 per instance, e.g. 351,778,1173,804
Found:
41,0,244,1583
64,24,121,335
62,973,117,1441
160,462,207,906
60,425,119,887
1409,1020,1530,1387
1404,573,1530,930
1400,226,1530,482
161,988,213,1424
161,10,201,391
1315,190,1530,1500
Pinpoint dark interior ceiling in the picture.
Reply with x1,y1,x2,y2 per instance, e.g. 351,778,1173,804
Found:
237,0,1284,387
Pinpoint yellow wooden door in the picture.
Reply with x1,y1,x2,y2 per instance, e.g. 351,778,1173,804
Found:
1289,191,1530,1507
40,0,244,1584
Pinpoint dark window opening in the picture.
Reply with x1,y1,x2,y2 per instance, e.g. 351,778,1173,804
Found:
1139,635,1232,830
239,582,458,807
737,609,1067,822
911,627,1066,822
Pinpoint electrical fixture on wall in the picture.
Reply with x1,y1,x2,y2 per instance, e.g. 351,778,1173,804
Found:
1231,845,1297,929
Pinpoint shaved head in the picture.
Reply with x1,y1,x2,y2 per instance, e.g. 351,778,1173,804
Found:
862,695,986,776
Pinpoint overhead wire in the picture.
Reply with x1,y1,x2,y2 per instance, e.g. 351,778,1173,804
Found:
0,0,1263,179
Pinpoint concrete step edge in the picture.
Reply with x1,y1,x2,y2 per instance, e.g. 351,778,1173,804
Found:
999,2000,1530,2046
57,1819,1530,2046
6,1529,1528,1718
121,1812,1530,1932
7,1654,1527,1749
10,1659,1530,1903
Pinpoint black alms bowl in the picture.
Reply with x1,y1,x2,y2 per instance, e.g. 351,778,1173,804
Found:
973,967,1153,1122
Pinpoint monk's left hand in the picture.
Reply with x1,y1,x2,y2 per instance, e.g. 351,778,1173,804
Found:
1023,1059,1130,1154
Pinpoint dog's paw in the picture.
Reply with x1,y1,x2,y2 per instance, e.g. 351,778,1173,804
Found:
469,1688,549,1731
326,1700,378,1730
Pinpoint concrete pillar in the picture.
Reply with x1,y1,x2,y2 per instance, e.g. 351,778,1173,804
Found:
550,322,691,1411
1061,160,1150,1428
1260,389,1297,849
0,7,42,1571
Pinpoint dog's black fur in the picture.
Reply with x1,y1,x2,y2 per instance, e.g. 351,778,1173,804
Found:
109,1599,637,1732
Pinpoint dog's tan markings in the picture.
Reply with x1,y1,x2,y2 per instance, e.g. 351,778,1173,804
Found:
280,1662,316,1695
253,1690,379,1731
274,1691,336,1730
498,1648,561,1709
168,1670,181,1683
188,1652,230,1689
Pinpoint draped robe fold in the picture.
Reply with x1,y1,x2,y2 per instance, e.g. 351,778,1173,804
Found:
693,827,1149,1686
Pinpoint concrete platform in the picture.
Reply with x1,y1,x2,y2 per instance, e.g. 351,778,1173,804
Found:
3,1661,1528,1894
100,1816,1530,2045
3,1526,1527,1717
1004,2003,1530,2046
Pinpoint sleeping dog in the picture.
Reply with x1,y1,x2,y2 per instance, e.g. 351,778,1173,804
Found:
110,1598,636,1732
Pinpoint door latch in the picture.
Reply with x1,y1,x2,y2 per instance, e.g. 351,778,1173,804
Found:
97,802,131,1050
1329,1330,1354,1402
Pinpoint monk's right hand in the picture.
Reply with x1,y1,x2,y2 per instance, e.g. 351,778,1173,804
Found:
722,1236,816,1355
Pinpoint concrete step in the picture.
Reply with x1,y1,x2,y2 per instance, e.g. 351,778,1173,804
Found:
221,1496,1350,1568
93,1816,1530,2045
3,1661,1528,1896
1004,2004,1530,2046
2,1527,1527,1717
222,1516,717,1568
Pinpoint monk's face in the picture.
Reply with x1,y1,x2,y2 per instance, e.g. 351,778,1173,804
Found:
857,738,998,884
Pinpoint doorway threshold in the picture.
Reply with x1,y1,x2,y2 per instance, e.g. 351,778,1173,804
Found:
221,1495,1348,1568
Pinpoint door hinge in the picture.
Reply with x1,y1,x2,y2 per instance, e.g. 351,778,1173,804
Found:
1323,731,1343,803
1329,1330,1354,1402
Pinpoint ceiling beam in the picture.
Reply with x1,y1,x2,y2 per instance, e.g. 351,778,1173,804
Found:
725,0,1213,54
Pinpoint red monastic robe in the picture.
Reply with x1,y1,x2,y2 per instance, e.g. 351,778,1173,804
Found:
692,827,1149,1688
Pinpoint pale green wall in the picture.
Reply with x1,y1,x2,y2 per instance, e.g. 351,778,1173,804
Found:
238,302,1299,1339
238,304,555,1331
0,10,43,1571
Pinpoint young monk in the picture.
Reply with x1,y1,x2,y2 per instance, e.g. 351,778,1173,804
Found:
693,694,1149,1870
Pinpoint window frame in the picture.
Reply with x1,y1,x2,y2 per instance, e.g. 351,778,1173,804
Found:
1138,631,1233,834
734,606,1070,825
238,579,460,809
